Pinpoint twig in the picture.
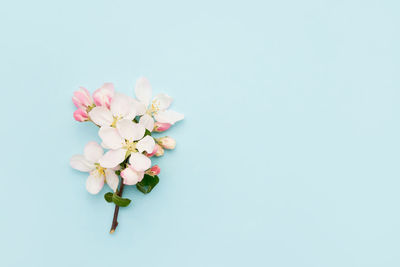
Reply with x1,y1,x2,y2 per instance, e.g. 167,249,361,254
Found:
109,180,125,234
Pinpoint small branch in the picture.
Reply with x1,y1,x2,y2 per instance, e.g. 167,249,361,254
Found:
109,181,125,234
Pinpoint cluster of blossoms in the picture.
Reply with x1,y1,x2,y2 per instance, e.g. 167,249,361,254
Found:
70,78,183,233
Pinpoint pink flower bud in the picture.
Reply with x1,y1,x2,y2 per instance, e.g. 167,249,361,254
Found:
73,108,89,122
155,144,164,157
146,165,161,176
157,136,176,150
153,122,171,132
93,83,114,108
72,87,93,109
146,145,158,157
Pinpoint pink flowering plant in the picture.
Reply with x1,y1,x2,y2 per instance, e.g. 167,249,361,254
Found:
70,78,184,233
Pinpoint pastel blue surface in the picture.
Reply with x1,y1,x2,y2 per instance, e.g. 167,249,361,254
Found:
1,0,399,266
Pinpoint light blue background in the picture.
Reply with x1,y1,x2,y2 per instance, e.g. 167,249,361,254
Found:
1,0,399,266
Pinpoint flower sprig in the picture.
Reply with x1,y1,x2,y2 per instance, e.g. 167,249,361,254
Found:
70,78,184,233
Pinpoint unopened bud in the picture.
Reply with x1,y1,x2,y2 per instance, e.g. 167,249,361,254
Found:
157,136,176,150
155,144,164,157
93,83,114,108
73,108,89,122
146,165,161,176
72,87,93,109
153,122,171,132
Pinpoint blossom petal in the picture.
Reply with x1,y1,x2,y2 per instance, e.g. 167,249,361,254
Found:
132,123,146,141
88,106,113,127
110,93,131,118
153,93,173,111
99,148,127,168
86,171,104,194
101,142,111,149
154,110,184,124
121,166,144,185
135,77,152,107
105,169,119,192
116,119,135,141
139,114,154,131
129,152,151,172
83,141,104,163
99,126,124,150
124,97,140,120
136,135,155,153
131,98,146,116
70,155,95,172
116,120,145,141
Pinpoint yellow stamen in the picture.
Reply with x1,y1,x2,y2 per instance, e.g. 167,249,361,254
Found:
111,116,120,127
95,163,105,176
123,140,137,153
148,99,161,115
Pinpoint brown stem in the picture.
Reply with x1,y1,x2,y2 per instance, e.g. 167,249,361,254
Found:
109,181,125,234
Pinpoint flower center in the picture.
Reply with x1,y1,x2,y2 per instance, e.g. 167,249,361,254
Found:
123,140,137,156
111,116,121,127
95,163,105,176
147,100,161,115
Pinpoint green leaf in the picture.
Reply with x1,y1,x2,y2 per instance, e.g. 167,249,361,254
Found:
112,193,131,207
104,192,113,203
136,174,159,194
144,129,152,136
